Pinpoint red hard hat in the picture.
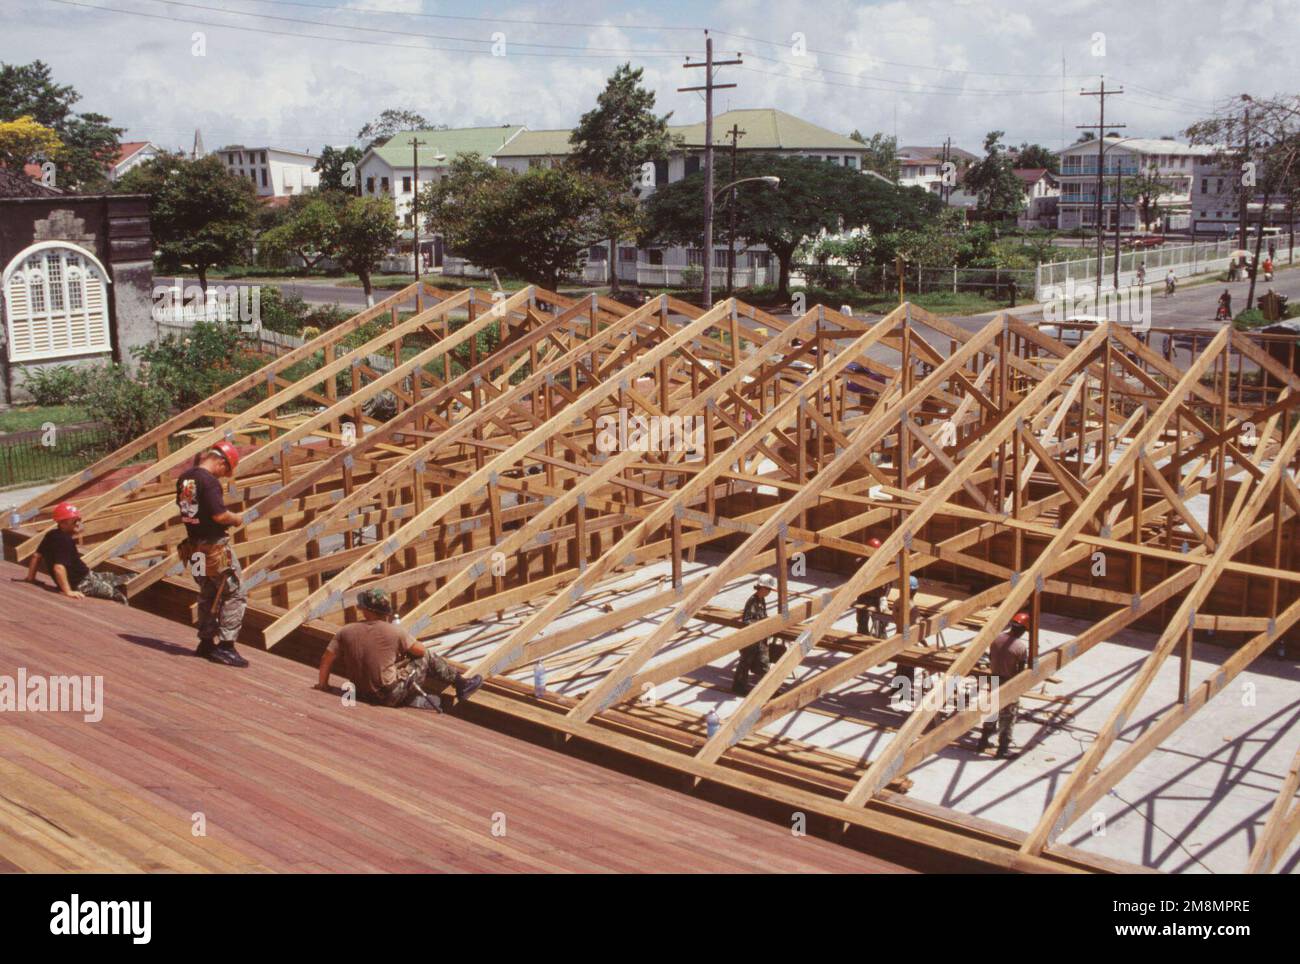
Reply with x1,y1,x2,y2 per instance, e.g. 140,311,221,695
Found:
51,502,81,523
867,537,883,548
209,440,240,473
1011,612,1031,628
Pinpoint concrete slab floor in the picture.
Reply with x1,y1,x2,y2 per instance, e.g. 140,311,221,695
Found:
438,549,1300,873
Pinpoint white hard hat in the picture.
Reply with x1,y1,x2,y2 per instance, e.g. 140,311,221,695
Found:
756,574,777,589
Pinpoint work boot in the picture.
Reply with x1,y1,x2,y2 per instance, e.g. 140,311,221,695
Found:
209,644,250,668
195,639,216,658
995,742,1019,760
975,732,991,754
454,673,483,701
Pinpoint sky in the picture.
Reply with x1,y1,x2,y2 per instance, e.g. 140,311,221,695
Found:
1,0,1297,156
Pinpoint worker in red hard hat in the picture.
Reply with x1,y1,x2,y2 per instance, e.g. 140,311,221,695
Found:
176,442,249,667
21,502,128,603
976,611,1031,758
855,538,891,637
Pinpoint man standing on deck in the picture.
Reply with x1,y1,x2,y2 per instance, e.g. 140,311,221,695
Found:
316,588,483,710
177,441,249,667
976,611,1031,758
732,574,777,695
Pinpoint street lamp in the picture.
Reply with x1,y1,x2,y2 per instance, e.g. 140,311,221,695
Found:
708,175,780,303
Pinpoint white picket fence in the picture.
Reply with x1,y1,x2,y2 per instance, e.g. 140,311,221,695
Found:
1034,237,1293,299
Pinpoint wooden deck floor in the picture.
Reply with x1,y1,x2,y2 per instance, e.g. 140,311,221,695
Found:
0,562,904,873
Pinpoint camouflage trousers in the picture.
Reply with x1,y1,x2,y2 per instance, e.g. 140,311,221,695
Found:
77,571,128,604
374,652,459,708
980,701,1019,751
194,542,247,646
733,640,771,692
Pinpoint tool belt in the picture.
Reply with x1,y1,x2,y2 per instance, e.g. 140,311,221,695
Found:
178,537,233,578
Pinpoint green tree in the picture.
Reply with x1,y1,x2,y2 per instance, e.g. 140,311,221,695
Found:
569,63,675,293
356,109,437,149
0,115,62,172
116,154,255,290
1188,94,1300,309
1119,163,1177,232
1014,142,1059,173
963,131,1025,222
330,195,398,306
259,193,342,270
424,154,609,291
849,130,900,181
314,145,364,193
642,153,940,297
0,61,123,191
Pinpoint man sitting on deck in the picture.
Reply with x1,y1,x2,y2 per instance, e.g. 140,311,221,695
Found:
22,502,128,603
976,611,1031,759
316,588,483,711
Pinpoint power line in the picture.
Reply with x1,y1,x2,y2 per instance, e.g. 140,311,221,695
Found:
36,0,695,59
739,49,1068,95
736,63,1068,98
711,27,1092,79
104,0,698,55
216,0,708,32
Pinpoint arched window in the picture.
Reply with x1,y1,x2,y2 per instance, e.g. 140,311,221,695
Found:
3,242,112,362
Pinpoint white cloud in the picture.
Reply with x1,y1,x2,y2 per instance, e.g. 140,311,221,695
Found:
1,0,1294,156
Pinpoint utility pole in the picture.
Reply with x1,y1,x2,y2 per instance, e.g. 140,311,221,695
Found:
941,136,953,206
1240,94,1251,251
1079,78,1124,291
409,135,428,281
724,122,746,295
682,32,741,308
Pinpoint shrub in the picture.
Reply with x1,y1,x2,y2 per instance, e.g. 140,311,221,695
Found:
133,321,263,408
19,365,85,406
679,264,703,291
81,364,173,450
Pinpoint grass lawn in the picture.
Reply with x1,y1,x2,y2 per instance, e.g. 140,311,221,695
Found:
0,404,91,434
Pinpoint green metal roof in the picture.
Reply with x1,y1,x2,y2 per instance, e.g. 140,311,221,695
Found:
669,109,865,151
494,129,576,157
369,125,526,167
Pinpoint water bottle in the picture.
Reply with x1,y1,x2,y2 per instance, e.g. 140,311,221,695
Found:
705,708,721,738
533,661,546,698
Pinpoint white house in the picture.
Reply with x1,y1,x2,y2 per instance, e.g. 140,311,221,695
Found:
1013,168,1060,228
216,146,321,197
494,108,872,286
107,141,161,181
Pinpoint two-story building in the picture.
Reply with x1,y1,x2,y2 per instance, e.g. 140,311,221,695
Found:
355,125,526,268
1013,168,1060,228
1188,155,1294,239
216,146,322,198
1056,137,1213,232
494,108,872,286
